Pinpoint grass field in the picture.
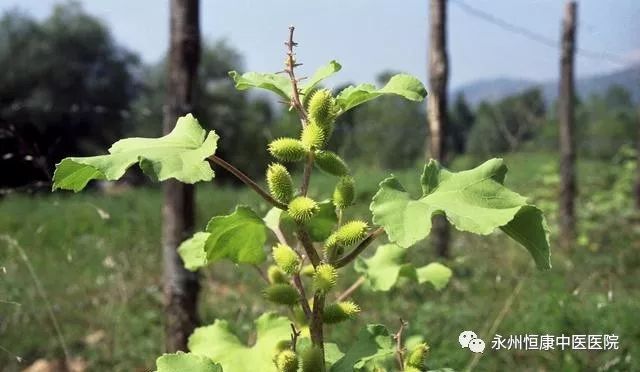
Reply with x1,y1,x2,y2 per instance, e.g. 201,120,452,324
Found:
1,152,639,371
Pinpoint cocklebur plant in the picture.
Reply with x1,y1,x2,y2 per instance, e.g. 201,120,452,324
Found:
52,27,550,372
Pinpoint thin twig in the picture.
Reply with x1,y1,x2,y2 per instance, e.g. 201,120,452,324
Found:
394,318,408,370
292,274,312,319
2,236,70,369
208,155,287,210
335,227,385,268
0,300,21,306
253,265,269,283
465,268,530,372
290,323,302,352
284,26,308,124
336,276,365,301
0,344,22,363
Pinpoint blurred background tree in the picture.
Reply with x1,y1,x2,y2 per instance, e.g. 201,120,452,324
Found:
0,2,140,188
577,85,636,159
466,88,546,156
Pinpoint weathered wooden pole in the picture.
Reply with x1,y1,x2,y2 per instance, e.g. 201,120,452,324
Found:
559,0,577,250
162,0,201,352
428,0,451,257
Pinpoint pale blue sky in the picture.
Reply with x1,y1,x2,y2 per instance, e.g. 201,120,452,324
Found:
3,0,639,89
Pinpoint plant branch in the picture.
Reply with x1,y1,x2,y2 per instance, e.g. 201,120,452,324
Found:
208,155,287,210
296,225,320,267
336,276,365,301
309,292,326,371
394,318,408,371
290,323,301,352
252,265,269,283
284,26,308,125
335,227,385,268
292,273,312,320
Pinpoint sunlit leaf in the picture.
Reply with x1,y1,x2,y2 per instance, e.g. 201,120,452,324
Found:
155,352,222,372
335,74,427,114
178,232,211,271
355,244,451,291
204,206,268,265
228,71,291,100
415,262,452,291
189,313,290,372
371,158,551,270
301,60,342,96
53,114,218,191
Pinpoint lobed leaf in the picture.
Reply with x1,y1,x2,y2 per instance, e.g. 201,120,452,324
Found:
335,74,427,114
155,352,222,372
370,158,551,270
301,60,342,96
53,114,218,191
415,262,452,291
188,313,291,372
354,244,451,291
178,232,211,271
228,70,292,100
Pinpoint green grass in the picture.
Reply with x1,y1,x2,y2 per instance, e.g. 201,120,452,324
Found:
1,152,639,371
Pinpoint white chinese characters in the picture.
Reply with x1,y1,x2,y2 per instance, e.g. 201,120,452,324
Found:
490,334,619,351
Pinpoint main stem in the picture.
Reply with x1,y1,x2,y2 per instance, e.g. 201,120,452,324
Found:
285,26,327,371
309,292,326,359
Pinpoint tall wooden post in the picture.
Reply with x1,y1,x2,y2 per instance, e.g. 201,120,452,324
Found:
559,1,577,250
163,0,201,352
428,0,451,257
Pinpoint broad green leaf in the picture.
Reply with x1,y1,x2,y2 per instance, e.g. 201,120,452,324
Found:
355,244,451,291
335,74,427,114
354,244,409,291
416,262,452,291
331,324,395,372
188,313,290,372
500,205,551,272
301,60,342,96
204,206,268,265
370,158,551,270
228,71,292,100
178,232,211,271
53,114,218,191
155,352,222,372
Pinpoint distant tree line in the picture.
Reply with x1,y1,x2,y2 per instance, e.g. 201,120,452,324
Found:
1,2,637,190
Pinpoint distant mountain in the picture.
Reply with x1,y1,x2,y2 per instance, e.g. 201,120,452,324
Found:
453,64,640,106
